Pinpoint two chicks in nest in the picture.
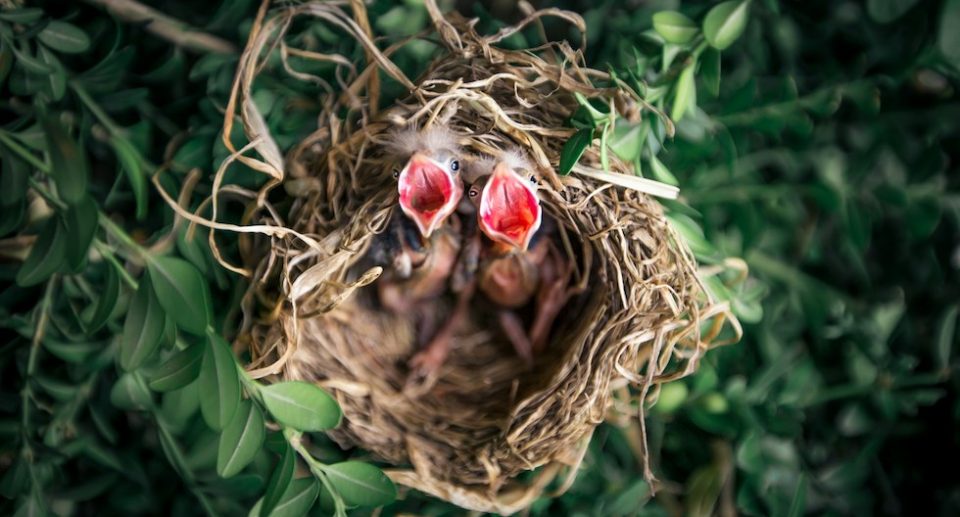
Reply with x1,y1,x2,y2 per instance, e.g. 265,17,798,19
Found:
369,126,576,378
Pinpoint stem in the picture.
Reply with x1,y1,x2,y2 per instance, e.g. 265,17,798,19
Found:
93,239,139,289
691,39,709,58
98,211,147,257
72,82,161,172
71,83,124,136
80,0,237,55
26,177,68,211
236,364,348,517
0,130,50,173
21,277,57,442
283,429,348,517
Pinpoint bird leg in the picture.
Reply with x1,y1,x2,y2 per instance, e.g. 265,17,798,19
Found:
498,310,534,366
529,246,575,355
408,281,476,377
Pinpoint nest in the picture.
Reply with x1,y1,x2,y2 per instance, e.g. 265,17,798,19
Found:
191,1,740,513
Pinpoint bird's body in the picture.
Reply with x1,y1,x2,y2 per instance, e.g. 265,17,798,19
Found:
476,239,544,309
375,214,462,313
463,152,576,364
369,124,473,377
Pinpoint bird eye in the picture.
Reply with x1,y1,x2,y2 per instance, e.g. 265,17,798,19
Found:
392,169,400,179
450,159,460,172
468,189,478,197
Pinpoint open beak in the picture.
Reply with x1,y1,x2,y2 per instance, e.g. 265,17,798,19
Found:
397,152,463,238
478,162,542,251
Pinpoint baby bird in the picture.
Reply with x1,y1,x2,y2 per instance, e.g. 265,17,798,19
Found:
467,151,575,363
369,125,468,375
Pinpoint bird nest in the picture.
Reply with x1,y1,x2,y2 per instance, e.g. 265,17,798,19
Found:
200,1,740,513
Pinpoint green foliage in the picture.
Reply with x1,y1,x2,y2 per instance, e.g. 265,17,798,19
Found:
0,3,396,515
2,1,958,516
259,382,342,432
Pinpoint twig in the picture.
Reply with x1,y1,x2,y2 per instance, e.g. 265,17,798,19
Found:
350,0,380,115
81,0,237,55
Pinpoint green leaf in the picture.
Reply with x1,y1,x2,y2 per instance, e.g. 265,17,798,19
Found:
172,134,214,173
14,492,45,517
572,92,610,124
148,344,204,392
143,49,186,83
109,372,152,410
161,381,201,430
666,212,718,260
10,46,53,75
34,375,76,402
42,115,89,205
940,0,960,70
648,153,679,186
260,444,296,517
653,382,688,414
608,121,647,163
323,462,397,507
0,200,25,237
269,478,319,517
701,48,721,97
199,333,241,430
260,381,341,432
0,460,28,499
935,305,958,371
16,217,66,287
671,63,697,121
607,479,651,515
0,147,29,206
87,265,120,334
652,11,698,44
147,256,211,335
786,473,808,517
0,8,43,24
703,0,751,50
867,0,920,23
0,39,13,89
62,195,98,273
120,280,167,371
43,338,100,363
36,46,65,101
559,128,593,175
38,21,91,54
110,135,148,220
75,47,134,94
217,400,266,478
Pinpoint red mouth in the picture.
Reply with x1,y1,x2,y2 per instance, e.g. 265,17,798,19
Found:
479,163,542,250
398,153,461,237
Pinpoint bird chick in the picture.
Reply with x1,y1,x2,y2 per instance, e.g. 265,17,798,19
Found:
374,125,469,377
466,150,574,364
375,124,465,301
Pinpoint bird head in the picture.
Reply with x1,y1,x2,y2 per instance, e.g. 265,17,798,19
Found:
390,126,464,238
469,150,542,252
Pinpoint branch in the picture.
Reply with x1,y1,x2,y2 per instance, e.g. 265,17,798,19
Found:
81,0,237,55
